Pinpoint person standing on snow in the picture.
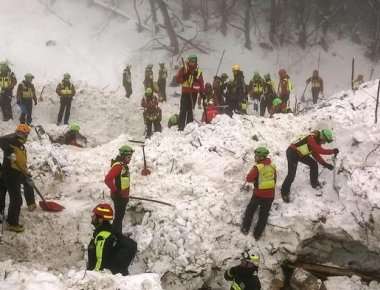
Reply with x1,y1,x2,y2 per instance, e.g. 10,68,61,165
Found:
157,63,168,102
306,70,324,104
122,64,132,98
141,88,162,138
87,203,137,275
0,61,17,121
277,69,293,112
281,129,339,203
104,145,134,234
241,147,276,240
224,251,261,290
16,73,37,125
248,72,264,113
176,54,204,131
143,64,155,91
0,124,36,233
225,64,247,116
56,73,76,125
261,74,276,117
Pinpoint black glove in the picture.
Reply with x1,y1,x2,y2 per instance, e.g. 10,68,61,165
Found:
333,148,339,156
25,176,34,187
324,163,334,171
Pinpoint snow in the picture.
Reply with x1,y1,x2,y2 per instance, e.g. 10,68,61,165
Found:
1,1,380,289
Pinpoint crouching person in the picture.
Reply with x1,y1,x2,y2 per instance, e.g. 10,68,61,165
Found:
87,203,137,276
224,251,261,290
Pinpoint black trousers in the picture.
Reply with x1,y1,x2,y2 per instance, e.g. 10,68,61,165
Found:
179,92,197,131
260,97,271,117
20,99,33,125
281,147,319,196
0,177,7,216
312,88,320,104
242,196,273,239
146,120,162,138
57,96,72,125
158,79,166,101
124,83,132,98
111,195,129,234
0,90,13,121
226,99,240,117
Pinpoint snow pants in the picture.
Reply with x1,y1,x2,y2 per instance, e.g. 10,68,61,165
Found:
124,82,132,98
111,195,129,234
57,96,72,125
281,147,319,198
146,120,162,138
178,92,197,131
19,99,33,125
0,90,13,121
260,96,272,117
312,88,320,104
110,235,137,275
158,79,166,101
242,196,273,240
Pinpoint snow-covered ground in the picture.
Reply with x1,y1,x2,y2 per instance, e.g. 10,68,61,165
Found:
1,1,380,289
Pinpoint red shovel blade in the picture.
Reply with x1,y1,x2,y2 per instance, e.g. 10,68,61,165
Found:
141,168,151,176
39,201,65,212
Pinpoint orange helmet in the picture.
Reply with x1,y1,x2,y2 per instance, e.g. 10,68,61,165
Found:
16,124,31,135
92,203,113,221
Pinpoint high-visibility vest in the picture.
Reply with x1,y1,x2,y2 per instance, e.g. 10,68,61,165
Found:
311,78,321,89
0,76,11,89
256,163,276,190
252,82,263,94
60,83,73,96
293,135,312,156
10,144,28,174
21,83,34,99
183,69,202,89
112,162,130,190
94,230,112,271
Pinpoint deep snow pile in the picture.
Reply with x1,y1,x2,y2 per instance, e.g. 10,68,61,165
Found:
1,81,380,289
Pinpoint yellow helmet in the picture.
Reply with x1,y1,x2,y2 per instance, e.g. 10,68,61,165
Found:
232,64,241,71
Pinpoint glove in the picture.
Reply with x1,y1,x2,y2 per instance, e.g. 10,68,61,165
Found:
324,163,334,171
34,101,37,106
333,148,339,156
25,176,34,187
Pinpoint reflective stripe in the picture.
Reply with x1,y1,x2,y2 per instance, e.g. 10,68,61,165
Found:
311,79,321,88
256,163,276,190
21,84,34,99
10,145,28,173
253,84,263,93
94,231,112,271
183,69,202,89
0,76,11,89
293,135,311,156
112,162,130,190
60,83,73,95
241,101,247,110
231,281,242,290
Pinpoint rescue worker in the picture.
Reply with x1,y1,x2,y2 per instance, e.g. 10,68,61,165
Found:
16,73,37,125
277,69,293,112
306,70,324,104
241,147,276,240
143,64,154,90
0,124,36,232
212,73,228,107
261,74,276,117
168,113,179,128
281,129,339,203
201,83,219,123
56,73,76,125
51,122,87,148
104,145,134,234
352,74,364,91
141,88,162,138
224,251,261,290
0,61,17,121
157,63,168,102
87,203,137,275
248,72,264,113
122,65,132,98
176,54,204,131
225,65,247,117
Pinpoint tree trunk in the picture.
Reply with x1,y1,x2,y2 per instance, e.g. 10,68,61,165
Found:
133,0,143,32
149,0,159,33
157,0,179,54
220,0,228,36
269,0,278,44
244,0,252,49
200,0,209,31
182,0,191,20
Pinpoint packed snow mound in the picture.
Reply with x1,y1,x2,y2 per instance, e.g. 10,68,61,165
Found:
1,81,380,290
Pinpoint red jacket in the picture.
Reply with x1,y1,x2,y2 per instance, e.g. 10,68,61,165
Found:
104,162,130,198
176,66,204,94
290,134,335,167
246,158,276,199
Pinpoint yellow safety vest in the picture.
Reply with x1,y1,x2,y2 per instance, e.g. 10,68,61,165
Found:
253,83,263,94
21,84,34,99
94,230,112,271
256,163,276,190
311,79,321,88
183,69,202,89
60,83,73,96
10,144,28,174
293,135,311,156
112,162,130,190
0,76,11,89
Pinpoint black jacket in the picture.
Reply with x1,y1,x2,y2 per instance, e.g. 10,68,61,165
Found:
224,264,261,290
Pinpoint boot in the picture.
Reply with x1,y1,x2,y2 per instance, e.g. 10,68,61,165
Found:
28,204,37,212
281,192,290,203
7,224,25,233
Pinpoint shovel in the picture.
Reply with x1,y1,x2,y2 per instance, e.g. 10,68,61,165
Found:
33,184,64,212
141,145,151,176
